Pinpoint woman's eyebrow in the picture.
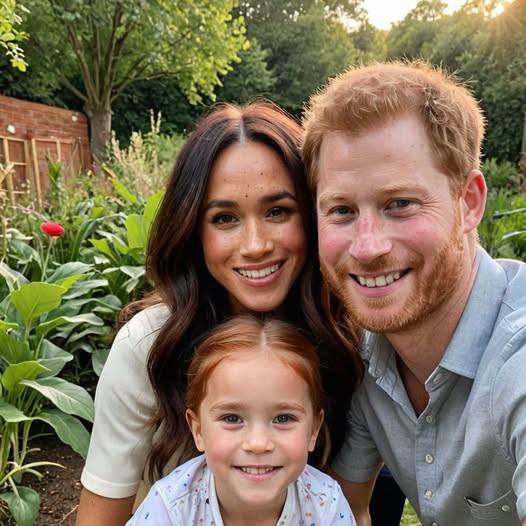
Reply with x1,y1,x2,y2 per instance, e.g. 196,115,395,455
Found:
204,199,238,211
260,190,297,205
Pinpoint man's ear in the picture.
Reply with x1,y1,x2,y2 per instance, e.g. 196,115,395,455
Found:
308,410,325,452
186,409,205,452
461,170,487,233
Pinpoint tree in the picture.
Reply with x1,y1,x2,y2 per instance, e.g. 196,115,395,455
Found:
0,0,28,71
24,0,248,160
243,0,362,116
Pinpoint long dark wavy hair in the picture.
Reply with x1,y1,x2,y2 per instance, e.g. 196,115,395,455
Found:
123,102,363,480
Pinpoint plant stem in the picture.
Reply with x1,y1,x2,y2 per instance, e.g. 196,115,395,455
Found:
41,237,56,279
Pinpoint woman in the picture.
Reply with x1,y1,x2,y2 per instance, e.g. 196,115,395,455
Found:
76,102,361,525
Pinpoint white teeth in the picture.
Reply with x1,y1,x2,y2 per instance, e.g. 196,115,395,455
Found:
357,271,403,288
240,466,275,474
237,263,280,279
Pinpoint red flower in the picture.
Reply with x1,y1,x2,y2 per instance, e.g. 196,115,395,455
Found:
40,222,65,237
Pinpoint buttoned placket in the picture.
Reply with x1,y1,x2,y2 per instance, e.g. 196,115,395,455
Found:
414,368,450,526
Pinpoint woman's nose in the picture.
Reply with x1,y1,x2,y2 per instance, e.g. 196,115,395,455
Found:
239,220,274,258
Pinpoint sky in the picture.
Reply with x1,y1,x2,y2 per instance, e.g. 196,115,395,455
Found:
363,0,467,29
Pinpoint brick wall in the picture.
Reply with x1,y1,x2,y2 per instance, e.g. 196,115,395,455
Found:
0,95,92,199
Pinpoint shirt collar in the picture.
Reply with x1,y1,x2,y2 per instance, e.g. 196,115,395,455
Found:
362,247,509,380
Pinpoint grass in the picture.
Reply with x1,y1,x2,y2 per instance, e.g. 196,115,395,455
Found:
400,502,421,526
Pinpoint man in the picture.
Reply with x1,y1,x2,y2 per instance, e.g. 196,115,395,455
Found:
303,61,526,526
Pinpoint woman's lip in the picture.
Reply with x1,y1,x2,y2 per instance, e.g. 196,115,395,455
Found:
235,263,285,288
234,259,284,271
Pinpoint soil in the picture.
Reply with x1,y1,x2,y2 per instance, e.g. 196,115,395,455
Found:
27,435,84,525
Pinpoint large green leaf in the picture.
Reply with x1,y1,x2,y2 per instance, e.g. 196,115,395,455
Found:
47,262,92,284
39,340,73,377
0,330,31,364
0,486,40,526
36,313,104,340
90,238,117,262
92,349,110,376
2,361,50,393
119,265,145,280
38,409,90,458
20,377,94,422
9,283,67,326
144,190,164,226
62,279,109,300
0,262,29,292
0,320,18,331
0,400,31,423
125,214,147,249
112,178,139,204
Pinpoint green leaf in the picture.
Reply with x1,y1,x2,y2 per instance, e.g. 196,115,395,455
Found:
37,409,90,458
0,330,30,363
39,340,73,377
0,320,18,330
2,361,50,393
20,377,94,422
90,238,117,261
0,262,29,291
119,265,145,280
112,178,138,204
144,190,164,225
125,214,147,249
62,279,109,300
36,313,104,340
10,283,67,325
47,262,92,284
0,486,40,526
92,349,110,376
0,400,31,423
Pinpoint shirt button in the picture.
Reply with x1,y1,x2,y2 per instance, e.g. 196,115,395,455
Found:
425,454,434,464
431,522,439,526
425,489,433,498
502,504,511,512
426,415,434,423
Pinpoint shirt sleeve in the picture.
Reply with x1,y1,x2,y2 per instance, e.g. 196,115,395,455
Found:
80,309,163,498
331,384,383,483
492,325,526,520
126,484,175,526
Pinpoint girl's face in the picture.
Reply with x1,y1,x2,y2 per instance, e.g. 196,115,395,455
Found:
200,141,307,313
186,349,323,521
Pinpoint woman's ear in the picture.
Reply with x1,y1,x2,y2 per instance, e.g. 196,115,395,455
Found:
186,409,205,452
308,409,325,452
461,170,487,233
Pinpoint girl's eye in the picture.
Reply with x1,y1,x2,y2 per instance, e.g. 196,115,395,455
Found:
273,414,295,425
222,414,242,424
212,213,237,225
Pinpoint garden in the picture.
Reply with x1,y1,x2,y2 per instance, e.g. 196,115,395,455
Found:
1,0,526,525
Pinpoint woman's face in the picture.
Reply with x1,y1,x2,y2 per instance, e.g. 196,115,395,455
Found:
200,141,307,313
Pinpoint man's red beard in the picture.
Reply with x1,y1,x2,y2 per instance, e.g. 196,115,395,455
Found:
321,217,466,334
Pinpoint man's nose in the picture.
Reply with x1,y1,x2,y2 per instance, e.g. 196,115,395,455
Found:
349,213,392,263
239,220,273,258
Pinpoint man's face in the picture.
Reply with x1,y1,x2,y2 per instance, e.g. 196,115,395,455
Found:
316,113,471,334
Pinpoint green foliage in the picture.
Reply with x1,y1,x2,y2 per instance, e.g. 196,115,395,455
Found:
0,0,28,71
0,265,97,523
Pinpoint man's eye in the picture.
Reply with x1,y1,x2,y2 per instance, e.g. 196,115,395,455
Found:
222,414,242,424
273,414,295,424
213,213,237,224
329,206,354,218
387,199,412,210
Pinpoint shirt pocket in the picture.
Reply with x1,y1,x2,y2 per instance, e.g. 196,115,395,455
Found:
464,489,516,524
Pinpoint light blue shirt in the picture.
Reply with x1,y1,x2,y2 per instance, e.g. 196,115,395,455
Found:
333,248,526,525
128,454,355,525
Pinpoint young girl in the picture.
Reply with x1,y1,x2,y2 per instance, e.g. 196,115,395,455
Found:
127,316,356,526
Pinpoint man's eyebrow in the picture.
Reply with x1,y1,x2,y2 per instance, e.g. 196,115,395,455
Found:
204,191,296,212
317,192,350,205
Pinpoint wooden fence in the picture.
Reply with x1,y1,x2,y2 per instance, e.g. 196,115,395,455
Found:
0,135,85,208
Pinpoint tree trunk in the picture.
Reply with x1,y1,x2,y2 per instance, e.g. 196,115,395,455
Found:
521,111,526,173
85,103,112,164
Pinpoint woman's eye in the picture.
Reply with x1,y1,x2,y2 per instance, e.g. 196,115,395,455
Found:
273,414,294,424
267,206,291,219
222,414,242,424
212,213,237,225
